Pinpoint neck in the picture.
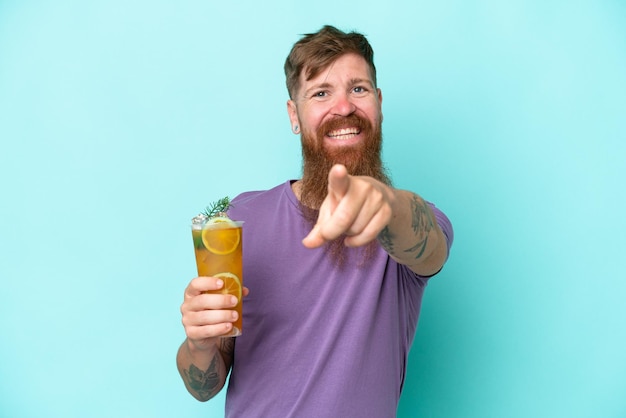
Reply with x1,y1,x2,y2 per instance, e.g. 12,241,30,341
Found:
291,180,304,202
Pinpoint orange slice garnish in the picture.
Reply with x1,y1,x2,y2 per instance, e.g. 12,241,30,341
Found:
213,272,242,302
201,217,241,255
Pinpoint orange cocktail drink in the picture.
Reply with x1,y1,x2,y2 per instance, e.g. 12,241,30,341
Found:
192,214,243,336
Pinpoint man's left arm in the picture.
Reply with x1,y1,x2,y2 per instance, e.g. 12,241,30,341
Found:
377,189,448,276
302,164,449,276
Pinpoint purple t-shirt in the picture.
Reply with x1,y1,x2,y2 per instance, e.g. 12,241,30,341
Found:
225,181,453,418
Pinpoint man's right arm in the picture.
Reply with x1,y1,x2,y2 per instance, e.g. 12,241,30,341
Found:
177,276,242,401
176,337,234,401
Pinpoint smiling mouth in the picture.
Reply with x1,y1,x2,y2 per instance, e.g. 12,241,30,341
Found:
327,127,361,140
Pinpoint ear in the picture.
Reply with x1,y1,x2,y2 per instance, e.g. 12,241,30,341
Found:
287,100,300,134
377,88,384,122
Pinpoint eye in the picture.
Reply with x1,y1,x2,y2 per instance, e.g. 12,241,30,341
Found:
352,86,368,94
313,90,327,98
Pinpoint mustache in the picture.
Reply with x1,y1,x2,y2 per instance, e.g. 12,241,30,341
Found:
318,114,370,135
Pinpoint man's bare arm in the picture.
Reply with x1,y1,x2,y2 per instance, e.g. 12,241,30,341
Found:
302,165,448,275
176,337,235,401
378,190,448,276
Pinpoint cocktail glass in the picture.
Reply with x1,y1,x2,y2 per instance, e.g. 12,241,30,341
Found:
191,214,243,337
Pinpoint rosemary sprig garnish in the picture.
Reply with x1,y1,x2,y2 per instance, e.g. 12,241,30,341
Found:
202,196,232,218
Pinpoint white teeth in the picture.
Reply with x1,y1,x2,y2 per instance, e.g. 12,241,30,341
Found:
328,128,359,138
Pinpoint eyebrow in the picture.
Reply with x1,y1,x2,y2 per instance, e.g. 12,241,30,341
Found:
302,78,375,98
303,82,333,98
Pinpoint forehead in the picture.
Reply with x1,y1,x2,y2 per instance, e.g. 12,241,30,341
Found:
301,53,374,86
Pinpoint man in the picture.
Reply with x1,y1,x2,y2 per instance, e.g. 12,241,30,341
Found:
177,25,453,417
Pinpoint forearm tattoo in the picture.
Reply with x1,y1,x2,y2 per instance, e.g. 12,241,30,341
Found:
406,195,435,260
183,338,235,400
378,194,435,261
184,356,220,399
378,225,395,254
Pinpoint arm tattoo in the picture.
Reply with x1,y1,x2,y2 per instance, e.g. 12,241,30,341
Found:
183,338,235,400
378,225,395,255
405,195,435,260
183,356,220,399
404,237,429,259
410,195,434,235
379,195,436,261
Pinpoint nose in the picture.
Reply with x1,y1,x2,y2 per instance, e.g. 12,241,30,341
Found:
331,93,356,116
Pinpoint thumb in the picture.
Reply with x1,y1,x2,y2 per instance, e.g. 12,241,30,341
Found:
302,223,324,248
328,164,350,199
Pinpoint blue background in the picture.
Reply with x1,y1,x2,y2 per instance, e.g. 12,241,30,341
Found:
1,1,625,417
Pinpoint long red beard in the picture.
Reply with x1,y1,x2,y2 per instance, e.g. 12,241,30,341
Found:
300,113,390,210
298,114,391,266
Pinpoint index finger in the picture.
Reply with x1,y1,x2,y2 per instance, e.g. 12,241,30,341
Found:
185,276,224,298
327,164,350,200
